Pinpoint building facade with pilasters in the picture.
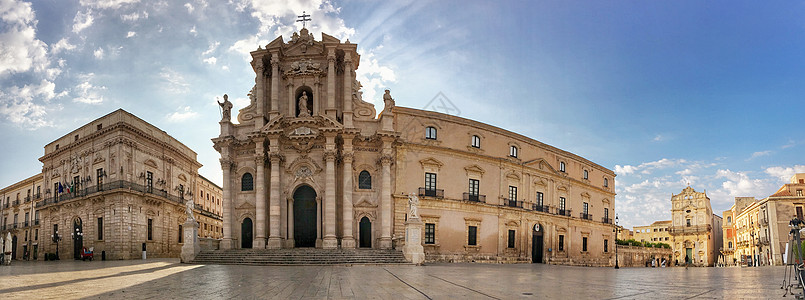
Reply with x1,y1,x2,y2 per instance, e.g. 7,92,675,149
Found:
214,28,618,265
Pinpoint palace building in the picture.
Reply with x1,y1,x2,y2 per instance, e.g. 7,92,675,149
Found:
669,186,723,266
0,110,223,261
213,28,617,265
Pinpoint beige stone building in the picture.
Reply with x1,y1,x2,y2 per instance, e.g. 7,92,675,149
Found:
1,110,222,261
213,28,617,265
634,220,671,244
0,174,44,260
669,186,723,266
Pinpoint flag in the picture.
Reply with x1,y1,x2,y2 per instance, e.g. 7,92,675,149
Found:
58,182,63,194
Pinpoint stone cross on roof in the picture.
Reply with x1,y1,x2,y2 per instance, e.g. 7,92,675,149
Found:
297,11,311,28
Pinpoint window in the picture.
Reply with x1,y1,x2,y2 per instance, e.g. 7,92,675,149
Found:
97,168,104,189
583,170,588,180
36,186,40,198
241,173,254,191
604,239,609,253
509,145,518,158
146,171,153,193
558,235,564,251
73,176,80,192
468,226,478,246
604,208,609,220
54,183,59,195
508,186,518,200
686,219,691,226
582,237,588,252
97,217,103,240
468,179,479,196
536,192,544,207
425,173,437,191
727,216,731,224
559,197,566,211
728,241,732,248
358,171,372,189
97,124,102,131
24,212,29,226
178,224,183,243
425,223,435,244
35,229,38,240
798,207,803,221
583,202,589,215
54,224,58,236
508,230,515,248
560,162,566,172
425,126,437,140
798,190,803,197
604,178,609,187
471,135,480,148
147,219,153,240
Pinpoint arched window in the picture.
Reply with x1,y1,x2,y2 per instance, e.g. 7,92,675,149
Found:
604,178,609,187
509,145,518,158
583,170,589,180
471,135,480,148
425,126,437,140
358,171,372,189
241,173,254,191
560,161,566,172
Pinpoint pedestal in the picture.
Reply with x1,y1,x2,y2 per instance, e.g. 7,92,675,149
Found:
181,220,201,263
341,238,356,249
267,237,283,249
322,237,338,249
254,238,267,249
403,218,425,265
221,238,234,250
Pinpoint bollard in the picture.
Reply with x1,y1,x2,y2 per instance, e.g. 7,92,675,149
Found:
101,250,106,261
142,243,146,260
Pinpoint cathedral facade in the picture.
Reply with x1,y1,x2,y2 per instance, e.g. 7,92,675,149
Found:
214,28,617,265
669,186,723,266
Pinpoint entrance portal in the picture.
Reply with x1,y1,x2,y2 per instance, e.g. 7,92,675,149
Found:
532,223,544,263
11,235,17,260
293,186,317,247
241,218,253,248
73,218,83,260
686,248,693,264
359,217,372,248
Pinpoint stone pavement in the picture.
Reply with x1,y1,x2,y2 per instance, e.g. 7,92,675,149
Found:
0,259,792,299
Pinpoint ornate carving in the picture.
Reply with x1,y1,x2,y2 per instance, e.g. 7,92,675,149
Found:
219,159,235,171
295,166,313,178
379,155,394,165
285,59,322,76
237,85,258,123
352,80,376,120
341,151,354,162
408,193,419,219
324,151,337,161
382,89,395,114
268,152,285,163
254,154,266,167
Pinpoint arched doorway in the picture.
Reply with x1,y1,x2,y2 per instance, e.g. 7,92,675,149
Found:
293,185,317,247
73,218,83,260
359,217,372,248
532,223,544,263
241,218,253,249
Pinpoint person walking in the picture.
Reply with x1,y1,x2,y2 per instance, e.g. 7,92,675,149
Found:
685,255,690,269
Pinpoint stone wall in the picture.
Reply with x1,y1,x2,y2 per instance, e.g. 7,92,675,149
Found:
616,245,674,267
198,238,220,251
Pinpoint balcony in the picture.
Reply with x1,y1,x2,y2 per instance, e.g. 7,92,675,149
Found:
462,193,486,203
580,213,593,220
760,236,770,245
504,198,523,208
37,180,198,213
3,203,7,209
532,204,550,213
602,217,613,224
12,200,19,206
418,187,444,198
24,196,31,203
556,209,572,217
669,224,712,235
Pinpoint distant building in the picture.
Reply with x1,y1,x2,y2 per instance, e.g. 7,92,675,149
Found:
634,220,671,244
0,110,222,260
669,186,723,266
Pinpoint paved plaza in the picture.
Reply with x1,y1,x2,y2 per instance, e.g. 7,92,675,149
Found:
0,259,791,299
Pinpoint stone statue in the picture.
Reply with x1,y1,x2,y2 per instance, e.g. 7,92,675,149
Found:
408,193,419,219
383,89,395,112
298,91,310,117
185,198,195,221
218,94,233,122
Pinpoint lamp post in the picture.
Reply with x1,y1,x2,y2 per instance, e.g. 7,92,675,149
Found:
72,228,83,260
614,214,620,269
51,230,61,260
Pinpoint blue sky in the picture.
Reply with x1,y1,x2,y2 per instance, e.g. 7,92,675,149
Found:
1,0,804,229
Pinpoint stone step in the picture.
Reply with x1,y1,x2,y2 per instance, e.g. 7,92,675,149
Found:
191,249,410,265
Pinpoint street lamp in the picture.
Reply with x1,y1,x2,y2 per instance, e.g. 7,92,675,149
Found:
51,230,62,260
614,214,620,269
72,228,83,260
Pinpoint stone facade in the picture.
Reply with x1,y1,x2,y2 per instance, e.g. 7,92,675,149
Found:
213,28,617,265
0,174,44,261
669,186,723,266
634,220,671,244
615,245,674,268
1,109,222,261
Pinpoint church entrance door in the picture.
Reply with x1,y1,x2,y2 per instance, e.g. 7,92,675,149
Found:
73,218,83,260
532,224,544,263
241,218,253,249
293,186,317,247
359,217,372,248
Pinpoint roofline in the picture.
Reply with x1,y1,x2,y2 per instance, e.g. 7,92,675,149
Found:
199,175,222,190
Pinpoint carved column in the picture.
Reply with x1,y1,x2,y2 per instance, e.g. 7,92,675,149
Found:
341,136,355,248
323,135,338,249
326,49,336,118
267,149,283,249
287,82,295,117
254,139,267,248
379,154,393,249
255,62,265,129
220,158,235,249
270,53,280,119
343,52,354,128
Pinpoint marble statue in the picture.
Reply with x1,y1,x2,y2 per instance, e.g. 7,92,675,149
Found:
218,94,233,122
298,91,310,117
408,193,419,219
185,198,195,221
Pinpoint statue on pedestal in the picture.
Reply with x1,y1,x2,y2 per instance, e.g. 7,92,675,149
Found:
185,198,195,221
298,91,310,117
408,193,419,219
218,94,233,122
383,89,395,112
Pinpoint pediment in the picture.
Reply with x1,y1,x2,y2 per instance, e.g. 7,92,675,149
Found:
464,164,485,176
524,158,559,174
236,200,255,210
354,196,377,208
145,159,158,168
580,192,591,198
419,158,444,169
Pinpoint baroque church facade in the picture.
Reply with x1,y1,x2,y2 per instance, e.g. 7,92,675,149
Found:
669,186,723,266
214,28,618,265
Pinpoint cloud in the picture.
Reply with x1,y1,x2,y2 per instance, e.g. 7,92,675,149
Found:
0,79,63,129
93,47,104,59
166,106,198,122
203,57,217,65
749,150,771,159
79,0,140,9
120,11,148,22
72,10,94,33
229,35,267,60
72,74,106,104
202,41,220,56
652,134,664,142
189,25,197,36
713,169,772,200
765,165,805,183
159,68,190,94
51,38,76,54
184,3,194,13
615,165,638,175
126,31,136,38
355,51,396,106
0,0,48,76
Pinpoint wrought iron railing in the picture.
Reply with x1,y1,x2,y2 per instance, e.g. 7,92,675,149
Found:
462,193,486,203
504,198,523,208
580,213,592,220
556,209,572,217
418,187,444,198
602,217,612,224
532,204,550,213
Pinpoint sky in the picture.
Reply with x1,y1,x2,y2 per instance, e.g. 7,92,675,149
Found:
1,0,804,229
